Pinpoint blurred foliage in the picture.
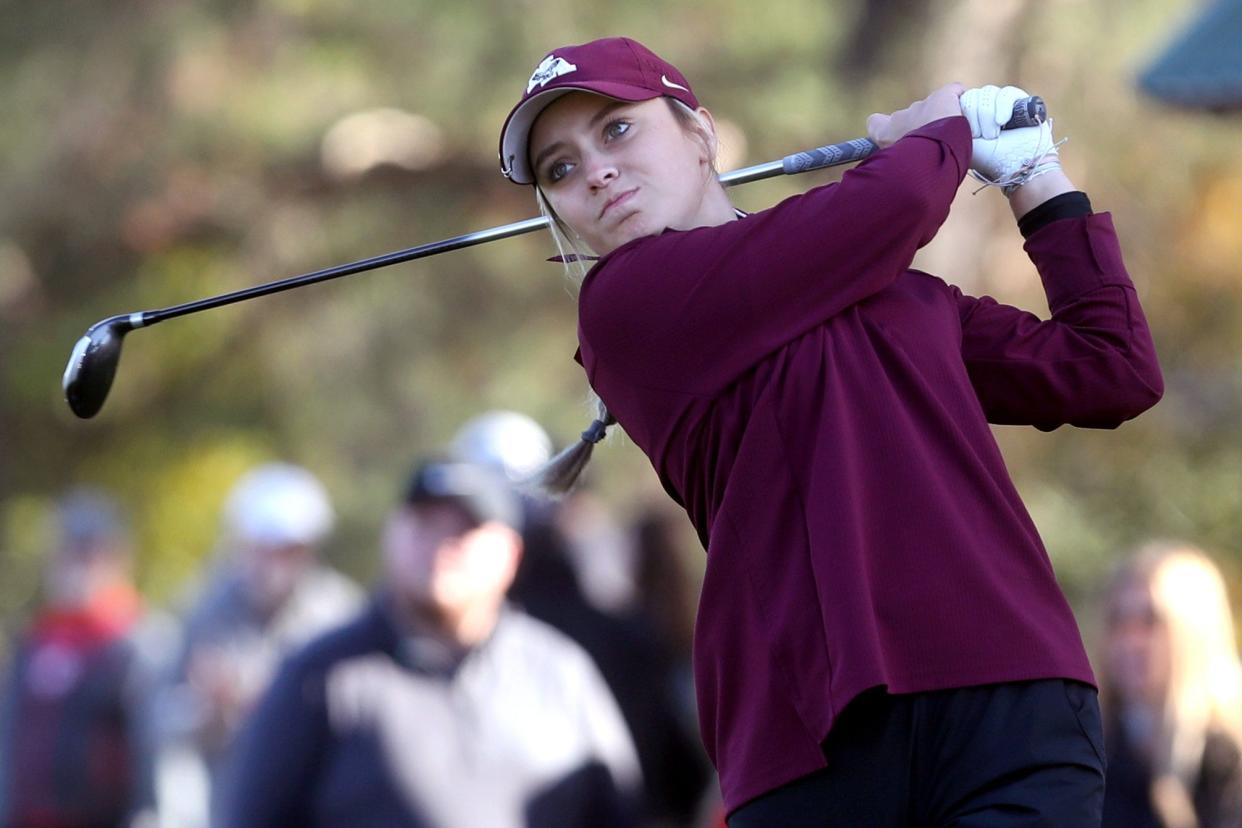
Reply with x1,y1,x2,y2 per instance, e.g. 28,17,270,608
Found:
1,0,1240,657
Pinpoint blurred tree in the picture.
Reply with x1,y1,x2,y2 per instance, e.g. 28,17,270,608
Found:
0,0,1240,660
837,0,933,82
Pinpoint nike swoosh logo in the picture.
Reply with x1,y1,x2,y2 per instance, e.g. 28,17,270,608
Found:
661,74,690,93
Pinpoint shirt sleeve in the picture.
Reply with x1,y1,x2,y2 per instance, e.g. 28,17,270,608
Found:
223,655,327,827
579,116,971,395
954,212,1164,430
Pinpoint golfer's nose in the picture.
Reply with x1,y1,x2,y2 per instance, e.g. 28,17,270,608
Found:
584,153,619,188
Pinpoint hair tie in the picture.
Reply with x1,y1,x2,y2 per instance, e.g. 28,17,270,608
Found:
581,419,608,444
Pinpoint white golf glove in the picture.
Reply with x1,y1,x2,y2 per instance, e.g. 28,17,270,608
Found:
960,85,1063,194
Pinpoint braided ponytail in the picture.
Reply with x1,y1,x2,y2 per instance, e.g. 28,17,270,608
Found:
525,397,616,496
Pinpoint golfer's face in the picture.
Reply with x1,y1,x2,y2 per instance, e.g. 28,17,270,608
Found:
530,92,715,255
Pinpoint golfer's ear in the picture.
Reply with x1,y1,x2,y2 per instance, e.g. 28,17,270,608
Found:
694,106,720,160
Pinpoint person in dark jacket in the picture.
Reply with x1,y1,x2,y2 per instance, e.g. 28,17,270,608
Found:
496,36,1163,826
452,411,713,825
225,457,640,828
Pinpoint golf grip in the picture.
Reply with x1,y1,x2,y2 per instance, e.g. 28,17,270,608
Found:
782,95,1046,175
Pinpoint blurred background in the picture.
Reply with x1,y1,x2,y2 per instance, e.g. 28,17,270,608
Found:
5,0,1242,656
0,0,1239,820
4,0,1242,685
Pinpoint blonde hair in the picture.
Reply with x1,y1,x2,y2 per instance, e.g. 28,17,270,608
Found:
1104,541,1242,825
534,187,592,283
525,96,721,495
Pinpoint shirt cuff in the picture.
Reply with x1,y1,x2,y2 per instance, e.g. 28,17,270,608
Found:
1018,191,1093,239
1024,211,1130,311
906,115,973,182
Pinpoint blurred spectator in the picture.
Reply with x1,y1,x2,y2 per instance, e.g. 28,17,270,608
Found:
453,412,713,824
1100,541,1242,828
155,463,362,827
450,409,555,484
453,411,635,614
557,490,636,615
0,489,173,828
225,457,641,827
630,507,715,823
632,507,699,669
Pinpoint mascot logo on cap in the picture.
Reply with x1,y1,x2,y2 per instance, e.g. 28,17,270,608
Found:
527,55,578,93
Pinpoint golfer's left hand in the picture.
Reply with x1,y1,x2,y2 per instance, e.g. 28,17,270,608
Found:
867,83,965,149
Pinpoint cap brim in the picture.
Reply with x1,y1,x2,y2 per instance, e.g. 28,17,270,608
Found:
405,462,522,530
500,82,666,185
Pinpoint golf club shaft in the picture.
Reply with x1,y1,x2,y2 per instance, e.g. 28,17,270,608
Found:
136,216,553,328
128,157,811,328
123,94,1045,329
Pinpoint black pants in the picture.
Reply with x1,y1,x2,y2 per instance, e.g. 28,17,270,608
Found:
727,679,1107,827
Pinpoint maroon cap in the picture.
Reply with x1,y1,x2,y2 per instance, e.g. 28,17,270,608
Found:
499,37,699,185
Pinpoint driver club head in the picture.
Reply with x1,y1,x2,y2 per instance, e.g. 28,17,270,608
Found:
63,314,137,419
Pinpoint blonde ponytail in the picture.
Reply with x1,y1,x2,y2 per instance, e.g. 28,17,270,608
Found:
524,398,616,496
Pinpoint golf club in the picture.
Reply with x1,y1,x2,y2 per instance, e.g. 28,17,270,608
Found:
63,97,1045,419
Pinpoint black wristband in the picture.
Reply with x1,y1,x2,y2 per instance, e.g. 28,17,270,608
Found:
1018,191,1093,239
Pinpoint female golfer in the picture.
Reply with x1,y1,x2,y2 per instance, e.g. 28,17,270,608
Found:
499,37,1163,825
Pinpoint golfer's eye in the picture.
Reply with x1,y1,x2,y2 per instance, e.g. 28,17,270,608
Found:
547,159,574,183
603,119,631,141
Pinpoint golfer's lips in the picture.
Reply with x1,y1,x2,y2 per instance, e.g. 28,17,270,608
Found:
600,187,638,220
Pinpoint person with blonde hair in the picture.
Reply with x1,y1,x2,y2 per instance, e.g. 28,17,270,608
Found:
1101,541,1242,828
497,35,1162,825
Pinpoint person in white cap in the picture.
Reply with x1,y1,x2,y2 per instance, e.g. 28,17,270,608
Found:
154,463,362,828
451,410,555,482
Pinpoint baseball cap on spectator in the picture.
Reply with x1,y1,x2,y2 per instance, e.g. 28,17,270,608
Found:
404,459,523,532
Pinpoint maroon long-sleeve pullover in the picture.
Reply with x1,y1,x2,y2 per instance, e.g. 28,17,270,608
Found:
574,115,1163,812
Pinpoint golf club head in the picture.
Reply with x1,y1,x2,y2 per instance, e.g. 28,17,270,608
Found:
63,314,136,419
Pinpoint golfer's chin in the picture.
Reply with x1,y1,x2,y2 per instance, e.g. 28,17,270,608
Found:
594,211,657,255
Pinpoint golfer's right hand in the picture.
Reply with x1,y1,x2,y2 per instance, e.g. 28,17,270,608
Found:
959,84,1028,140
867,83,965,149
